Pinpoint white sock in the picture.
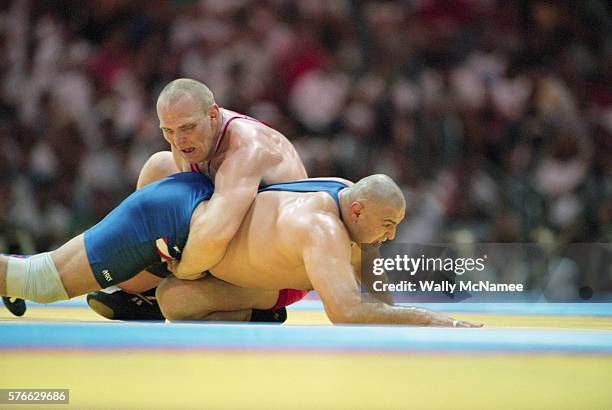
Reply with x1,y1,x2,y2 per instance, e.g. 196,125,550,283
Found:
6,253,69,304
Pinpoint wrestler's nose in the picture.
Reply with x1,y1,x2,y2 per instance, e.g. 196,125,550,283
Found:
173,131,187,145
387,227,396,241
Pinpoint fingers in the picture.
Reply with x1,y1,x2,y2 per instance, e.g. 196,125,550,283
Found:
166,260,178,274
456,320,483,328
450,318,483,327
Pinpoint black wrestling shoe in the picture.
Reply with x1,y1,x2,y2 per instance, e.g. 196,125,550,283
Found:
2,297,26,317
250,307,287,324
87,287,165,321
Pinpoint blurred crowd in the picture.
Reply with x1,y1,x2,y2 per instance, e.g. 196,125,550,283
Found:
0,0,611,259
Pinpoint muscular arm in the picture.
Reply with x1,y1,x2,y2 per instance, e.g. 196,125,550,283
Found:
303,216,480,327
351,245,394,305
174,145,268,279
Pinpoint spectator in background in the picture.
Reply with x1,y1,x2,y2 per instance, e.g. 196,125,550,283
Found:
0,0,610,292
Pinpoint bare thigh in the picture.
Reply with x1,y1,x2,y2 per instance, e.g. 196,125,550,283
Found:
118,271,163,293
157,275,279,320
53,235,162,297
51,234,101,297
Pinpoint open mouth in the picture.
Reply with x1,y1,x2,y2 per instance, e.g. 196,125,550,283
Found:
181,147,196,154
373,238,387,247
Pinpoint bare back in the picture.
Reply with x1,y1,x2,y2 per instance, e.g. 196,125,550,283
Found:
208,177,353,290
188,109,307,184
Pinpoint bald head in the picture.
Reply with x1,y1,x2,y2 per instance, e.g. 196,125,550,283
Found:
156,79,221,163
341,174,405,245
157,78,215,111
346,174,406,211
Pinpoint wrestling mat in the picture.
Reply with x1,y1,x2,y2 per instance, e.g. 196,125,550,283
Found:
1,296,611,409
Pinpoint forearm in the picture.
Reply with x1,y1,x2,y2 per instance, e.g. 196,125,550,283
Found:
175,245,226,279
365,272,394,305
368,290,394,305
174,215,240,279
354,247,394,305
357,279,394,305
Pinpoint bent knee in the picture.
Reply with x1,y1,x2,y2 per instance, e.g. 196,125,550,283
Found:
147,151,175,168
137,151,180,188
161,305,209,321
156,278,209,321
118,272,162,294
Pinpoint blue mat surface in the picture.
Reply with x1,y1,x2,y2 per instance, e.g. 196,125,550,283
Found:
25,298,612,316
1,322,611,353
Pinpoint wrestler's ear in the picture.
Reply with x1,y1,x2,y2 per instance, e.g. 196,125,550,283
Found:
207,104,219,119
350,202,363,223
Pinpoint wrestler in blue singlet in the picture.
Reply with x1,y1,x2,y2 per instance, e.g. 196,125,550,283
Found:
84,175,348,287
84,172,214,286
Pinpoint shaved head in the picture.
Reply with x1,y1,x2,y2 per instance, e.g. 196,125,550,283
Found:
347,174,405,210
157,78,215,111
156,78,221,163
340,174,405,245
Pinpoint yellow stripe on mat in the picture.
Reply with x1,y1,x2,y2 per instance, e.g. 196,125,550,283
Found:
1,352,611,409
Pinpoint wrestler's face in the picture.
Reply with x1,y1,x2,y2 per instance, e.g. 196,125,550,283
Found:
157,95,220,164
349,202,405,245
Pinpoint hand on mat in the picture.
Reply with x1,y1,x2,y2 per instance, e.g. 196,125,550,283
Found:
430,314,483,328
452,319,483,328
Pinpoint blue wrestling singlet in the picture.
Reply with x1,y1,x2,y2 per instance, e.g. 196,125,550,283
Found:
84,176,347,287
258,179,349,219
84,172,214,287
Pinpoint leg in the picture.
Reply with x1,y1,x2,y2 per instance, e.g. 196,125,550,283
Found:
156,275,279,321
1,234,100,303
1,256,26,316
51,234,100,297
85,151,178,319
87,270,166,321
203,310,253,321
136,151,179,189
118,271,163,294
